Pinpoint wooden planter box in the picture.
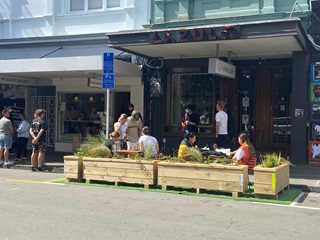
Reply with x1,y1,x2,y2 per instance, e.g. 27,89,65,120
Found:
83,157,159,188
253,163,290,199
64,155,83,182
158,162,248,197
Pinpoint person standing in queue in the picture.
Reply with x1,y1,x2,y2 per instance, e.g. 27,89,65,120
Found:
181,105,199,138
29,109,47,172
215,100,228,149
0,108,15,166
15,113,30,162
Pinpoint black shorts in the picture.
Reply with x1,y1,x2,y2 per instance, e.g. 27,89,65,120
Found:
217,134,229,148
32,141,47,153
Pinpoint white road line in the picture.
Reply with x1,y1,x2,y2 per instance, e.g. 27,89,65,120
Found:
253,201,320,211
45,182,65,186
291,192,307,206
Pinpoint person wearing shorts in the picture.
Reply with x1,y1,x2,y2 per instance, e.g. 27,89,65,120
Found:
0,108,15,166
29,109,47,172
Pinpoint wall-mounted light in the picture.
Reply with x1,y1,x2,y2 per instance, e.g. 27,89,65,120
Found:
73,96,79,102
88,96,95,102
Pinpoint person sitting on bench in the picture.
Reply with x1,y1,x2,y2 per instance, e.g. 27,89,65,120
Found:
230,133,255,165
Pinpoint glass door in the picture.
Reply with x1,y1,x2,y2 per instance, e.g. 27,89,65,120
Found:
272,67,292,146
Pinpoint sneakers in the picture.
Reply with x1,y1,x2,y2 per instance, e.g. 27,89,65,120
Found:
37,167,45,172
0,161,4,165
14,158,21,162
4,161,14,166
21,157,27,161
31,167,37,172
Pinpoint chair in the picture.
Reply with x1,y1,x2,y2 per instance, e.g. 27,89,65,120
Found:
247,153,257,173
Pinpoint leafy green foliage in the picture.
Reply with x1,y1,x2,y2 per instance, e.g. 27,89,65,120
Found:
259,152,290,168
202,156,233,165
74,133,112,158
185,148,203,162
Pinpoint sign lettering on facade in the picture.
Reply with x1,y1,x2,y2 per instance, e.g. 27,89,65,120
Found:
0,75,36,86
151,26,240,44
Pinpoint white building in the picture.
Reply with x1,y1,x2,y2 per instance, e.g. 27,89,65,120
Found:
0,0,149,151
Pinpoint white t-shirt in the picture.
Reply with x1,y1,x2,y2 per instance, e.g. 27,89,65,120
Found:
234,148,244,161
215,111,228,135
114,122,128,140
139,135,158,155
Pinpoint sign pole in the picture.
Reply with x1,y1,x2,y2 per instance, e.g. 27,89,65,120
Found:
102,52,115,139
106,89,110,138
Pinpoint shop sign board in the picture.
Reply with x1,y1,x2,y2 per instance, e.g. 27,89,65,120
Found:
102,52,114,89
208,58,236,79
0,75,36,86
88,77,102,88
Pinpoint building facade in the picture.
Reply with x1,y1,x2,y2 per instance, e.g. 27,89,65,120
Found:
108,0,315,163
0,0,149,151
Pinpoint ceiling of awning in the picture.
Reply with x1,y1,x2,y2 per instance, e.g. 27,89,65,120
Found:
115,36,302,60
107,18,308,61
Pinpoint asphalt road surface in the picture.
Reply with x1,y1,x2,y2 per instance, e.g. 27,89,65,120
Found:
0,169,319,240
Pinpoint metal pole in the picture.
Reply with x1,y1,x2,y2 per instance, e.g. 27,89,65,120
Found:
106,88,110,138
216,44,220,59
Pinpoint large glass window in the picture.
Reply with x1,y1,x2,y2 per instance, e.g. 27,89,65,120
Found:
169,74,215,134
57,93,105,142
69,0,119,12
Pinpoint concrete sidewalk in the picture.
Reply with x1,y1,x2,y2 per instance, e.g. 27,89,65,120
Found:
6,148,320,192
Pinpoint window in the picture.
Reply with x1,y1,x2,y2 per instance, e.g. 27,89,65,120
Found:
69,0,120,12
169,74,215,134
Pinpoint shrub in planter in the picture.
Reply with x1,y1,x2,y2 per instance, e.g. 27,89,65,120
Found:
254,153,290,198
158,148,248,197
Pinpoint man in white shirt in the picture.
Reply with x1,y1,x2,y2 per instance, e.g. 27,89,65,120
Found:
215,100,228,148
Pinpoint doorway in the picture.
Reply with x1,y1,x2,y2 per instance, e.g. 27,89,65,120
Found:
114,92,130,120
237,66,292,154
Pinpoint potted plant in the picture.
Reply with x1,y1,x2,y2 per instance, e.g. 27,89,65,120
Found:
253,153,290,199
64,134,111,182
80,137,160,188
158,148,249,197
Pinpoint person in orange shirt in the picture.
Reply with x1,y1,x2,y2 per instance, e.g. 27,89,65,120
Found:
230,133,255,165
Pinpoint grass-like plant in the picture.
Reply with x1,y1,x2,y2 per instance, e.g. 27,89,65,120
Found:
163,155,186,163
184,147,203,162
259,152,290,168
142,144,154,160
74,133,112,158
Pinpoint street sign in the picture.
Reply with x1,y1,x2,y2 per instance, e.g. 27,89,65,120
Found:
102,73,115,89
102,52,114,89
103,52,114,74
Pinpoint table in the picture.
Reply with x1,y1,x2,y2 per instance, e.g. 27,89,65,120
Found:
113,149,142,158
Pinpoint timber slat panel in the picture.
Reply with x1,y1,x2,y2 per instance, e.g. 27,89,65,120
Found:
158,176,247,192
64,156,83,182
84,174,153,185
158,166,246,181
82,158,159,186
84,166,154,179
254,164,290,196
158,162,248,195
84,160,153,170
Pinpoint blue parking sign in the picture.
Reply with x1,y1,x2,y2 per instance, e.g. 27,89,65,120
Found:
102,73,115,89
103,52,114,74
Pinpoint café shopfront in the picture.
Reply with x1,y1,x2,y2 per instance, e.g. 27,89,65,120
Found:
107,18,310,163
